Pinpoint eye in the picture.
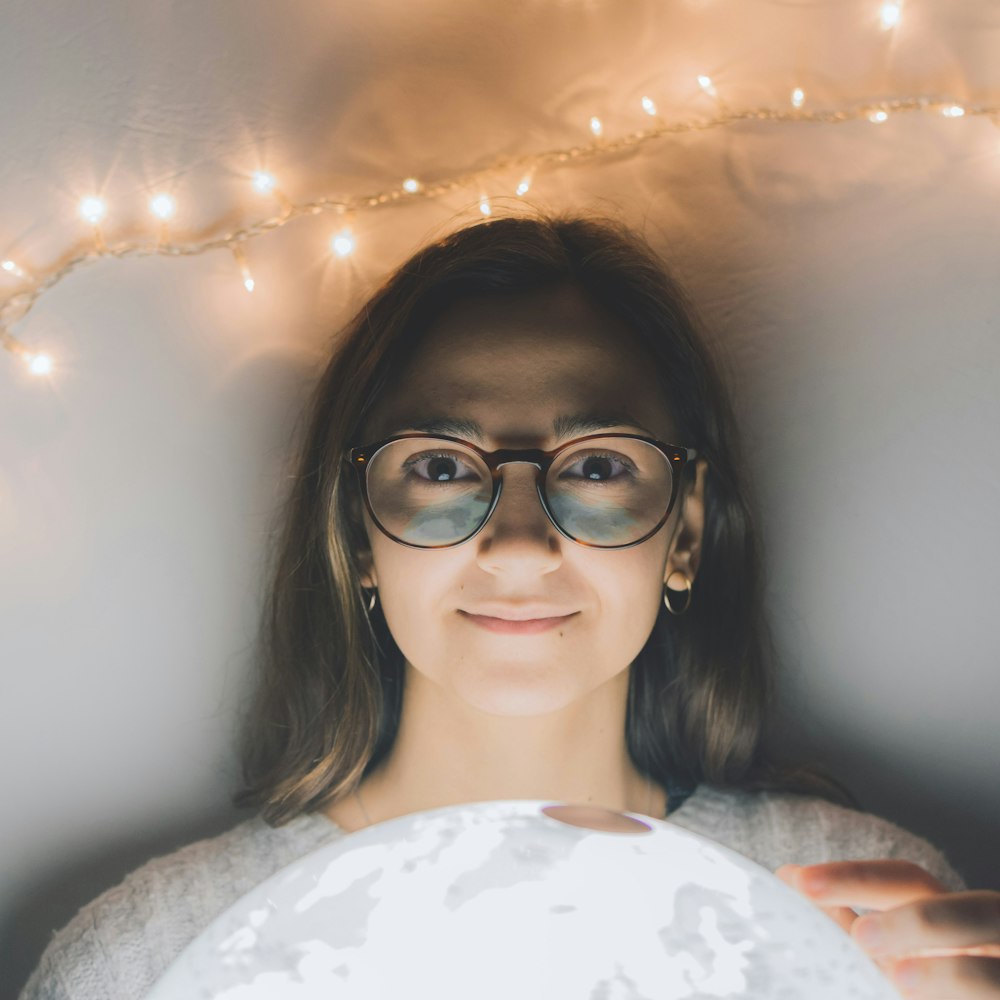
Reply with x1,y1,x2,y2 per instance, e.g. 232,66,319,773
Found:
560,452,637,482
402,451,479,483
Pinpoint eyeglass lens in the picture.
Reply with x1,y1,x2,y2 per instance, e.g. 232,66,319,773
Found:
364,436,675,547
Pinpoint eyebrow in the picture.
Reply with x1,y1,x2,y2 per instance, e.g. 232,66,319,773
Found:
394,412,656,444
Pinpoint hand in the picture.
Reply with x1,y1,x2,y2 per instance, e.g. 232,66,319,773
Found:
775,860,1000,998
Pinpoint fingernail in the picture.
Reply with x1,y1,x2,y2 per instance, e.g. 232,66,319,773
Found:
894,962,921,992
803,870,827,893
854,918,882,949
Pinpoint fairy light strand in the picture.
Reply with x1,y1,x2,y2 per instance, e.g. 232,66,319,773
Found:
231,242,255,292
3,93,998,370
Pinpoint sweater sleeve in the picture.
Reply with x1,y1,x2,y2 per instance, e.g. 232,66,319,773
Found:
751,790,969,893
19,889,125,1000
792,793,968,892
17,841,235,1000
17,814,343,1000
668,785,969,896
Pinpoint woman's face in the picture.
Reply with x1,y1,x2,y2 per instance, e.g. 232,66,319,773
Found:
353,284,705,718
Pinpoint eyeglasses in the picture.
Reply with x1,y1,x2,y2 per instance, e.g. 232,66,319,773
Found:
345,432,700,550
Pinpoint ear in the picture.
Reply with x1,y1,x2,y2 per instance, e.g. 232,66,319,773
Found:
357,548,377,590
664,456,706,587
344,479,378,590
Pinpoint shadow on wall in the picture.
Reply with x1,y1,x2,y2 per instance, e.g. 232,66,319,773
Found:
774,718,1000,893
1,806,251,1000
830,747,1000,892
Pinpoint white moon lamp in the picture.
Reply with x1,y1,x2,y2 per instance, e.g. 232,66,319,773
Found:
146,800,901,1000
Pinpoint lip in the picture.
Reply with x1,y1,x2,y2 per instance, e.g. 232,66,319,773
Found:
459,610,577,634
460,605,578,621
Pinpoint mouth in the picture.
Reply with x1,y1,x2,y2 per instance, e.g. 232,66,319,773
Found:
458,610,577,635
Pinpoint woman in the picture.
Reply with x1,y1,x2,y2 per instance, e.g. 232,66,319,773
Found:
22,213,999,999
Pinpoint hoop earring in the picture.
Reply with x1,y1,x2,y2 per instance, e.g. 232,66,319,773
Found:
663,571,692,616
365,587,378,612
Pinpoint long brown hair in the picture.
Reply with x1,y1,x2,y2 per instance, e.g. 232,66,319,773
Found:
235,210,857,825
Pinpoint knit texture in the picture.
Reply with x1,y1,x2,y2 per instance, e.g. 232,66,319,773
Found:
20,784,968,1000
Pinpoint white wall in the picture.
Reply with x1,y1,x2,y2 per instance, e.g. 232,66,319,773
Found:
2,1,998,995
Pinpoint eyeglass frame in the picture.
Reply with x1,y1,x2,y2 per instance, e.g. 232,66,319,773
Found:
344,431,701,550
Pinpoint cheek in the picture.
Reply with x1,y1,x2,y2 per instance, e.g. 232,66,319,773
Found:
591,560,665,656
369,543,456,637
586,549,669,663
589,547,667,606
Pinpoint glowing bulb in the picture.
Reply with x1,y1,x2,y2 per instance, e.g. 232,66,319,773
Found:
641,96,657,116
590,116,603,137
27,353,53,376
2,259,25,277
402,178,421,193
251,171,276,194
942,104,965,118
697,75,717,98
330,229,355,257
791,88,805,109
879,2,901,29
479,195,492,217
231,244,254,292
79,196,107,225
149,194,176,221
516,175,532,196
868,110,889,123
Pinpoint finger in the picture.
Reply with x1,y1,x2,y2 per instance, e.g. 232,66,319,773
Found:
774,863,806,885
774,867,858,935
852,892,1000,958
821,905,859,935
793,860,948,910
886,954,1000,998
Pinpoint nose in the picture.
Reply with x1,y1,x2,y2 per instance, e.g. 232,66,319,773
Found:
475,460,562,564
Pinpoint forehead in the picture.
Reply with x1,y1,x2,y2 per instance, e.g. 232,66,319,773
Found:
368,285,675,445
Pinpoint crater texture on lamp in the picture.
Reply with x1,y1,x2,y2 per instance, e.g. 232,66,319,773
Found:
146,800,900,999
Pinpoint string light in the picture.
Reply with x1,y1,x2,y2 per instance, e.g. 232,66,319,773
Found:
589,116,603,137
79,197,107,226
641,96,658,117
251,171,276,195
697,75,718,98
251,170,294,214
879,2,902,30
4,91,999,368
231,243,254,292
26,352,52,376
791,88,805,109
149,193,177,221
330,228,355,257
402,178,421,193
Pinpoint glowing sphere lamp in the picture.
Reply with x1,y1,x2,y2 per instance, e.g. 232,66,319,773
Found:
147,800,900,999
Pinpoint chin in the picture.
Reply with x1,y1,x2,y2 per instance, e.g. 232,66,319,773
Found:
450,666,583,717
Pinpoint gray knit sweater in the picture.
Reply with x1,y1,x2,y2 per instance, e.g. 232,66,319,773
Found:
20,785,968,1000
